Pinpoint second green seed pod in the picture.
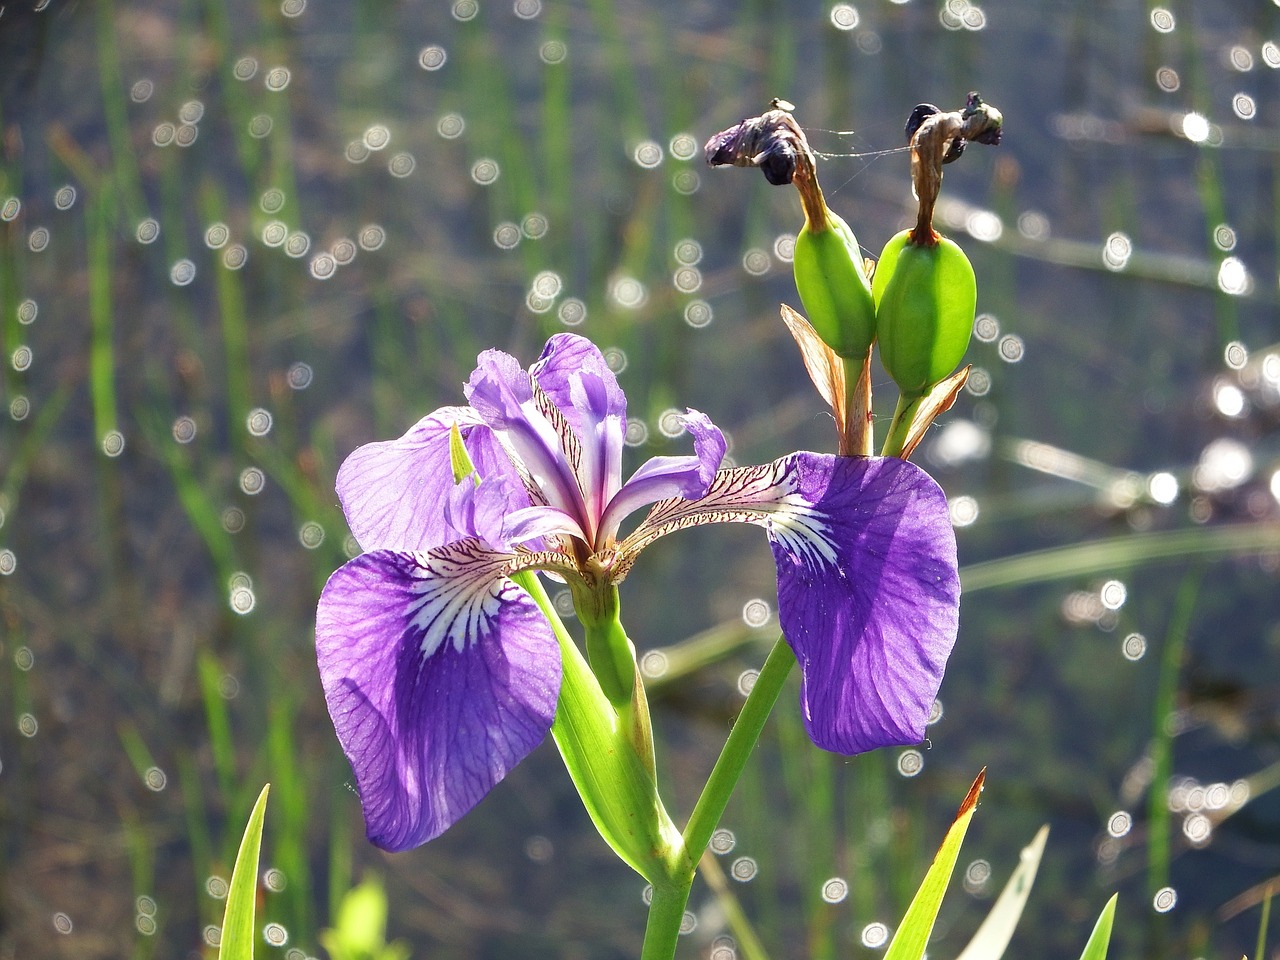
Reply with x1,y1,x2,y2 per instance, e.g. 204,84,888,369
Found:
872,230,976,398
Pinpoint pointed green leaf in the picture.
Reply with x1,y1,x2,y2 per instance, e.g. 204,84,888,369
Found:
448,421,478,485
218,784,271,960
1076,894,1118,960
884,770,985,960
954,825,1050,960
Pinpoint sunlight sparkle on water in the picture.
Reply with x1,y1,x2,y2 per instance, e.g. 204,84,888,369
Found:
1193,438,1252,491
419,45,447,70
1228,45,1254,71
609,275,646,308
1232,93,1256,119
949,495,979,527
861,922,889,948
1155,66,1180,92
1147,471,1178,504
1181,112,1210,142
671,169,700,194
741,598,771,627
821,877,849,903
438,113,465,138
471,158,500,184
830,4,859,30
1217,257,1250,295
1102,231,1132,269
742,248,771,276
1223,340,1248,369
668,133,698,161
540,40,567,64
684,300,713,328
1213,380,1246,417
639,650,667,678
558,298,586,326
633,140,663,168
966,209,1002,241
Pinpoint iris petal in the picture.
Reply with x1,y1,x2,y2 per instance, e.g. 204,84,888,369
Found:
625,452,958,755
316,545,560,850
467,349,587,525
336,406,525,552
766,454,958,754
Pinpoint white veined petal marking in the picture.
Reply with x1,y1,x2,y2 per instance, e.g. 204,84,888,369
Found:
404,541,518,657
761,493,839,568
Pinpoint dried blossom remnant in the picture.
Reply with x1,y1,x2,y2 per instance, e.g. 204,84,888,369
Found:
704,98,812,186
907,92,1003,245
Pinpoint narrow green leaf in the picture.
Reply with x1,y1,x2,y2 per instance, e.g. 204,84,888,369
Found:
218,784,271,960
883,770,985,960
954,825,1049,960
1076,894,1118,960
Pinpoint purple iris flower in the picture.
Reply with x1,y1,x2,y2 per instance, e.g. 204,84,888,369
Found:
317,333,960,851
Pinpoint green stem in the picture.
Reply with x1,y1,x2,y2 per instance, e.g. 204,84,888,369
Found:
879,391,924,459
682,638,796,863
638,637,796,959
641,883,692,960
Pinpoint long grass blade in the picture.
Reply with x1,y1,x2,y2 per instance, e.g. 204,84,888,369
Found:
883,769,985,960
218,784,271,960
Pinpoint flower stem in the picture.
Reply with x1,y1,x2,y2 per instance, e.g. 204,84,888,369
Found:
681,637,796,869
640,883,692,960
880,391,924,459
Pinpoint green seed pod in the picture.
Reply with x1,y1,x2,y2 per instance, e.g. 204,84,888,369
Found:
793,208,877,359
872,230,976,398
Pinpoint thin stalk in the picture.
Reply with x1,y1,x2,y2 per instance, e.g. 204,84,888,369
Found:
683,638,796,865
698,852,771,960
880,391,923,459
961,523,1280,592
1147,570,1201,900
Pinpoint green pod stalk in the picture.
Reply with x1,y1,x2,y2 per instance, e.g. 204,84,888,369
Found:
793,208,877,359
872,230,976,398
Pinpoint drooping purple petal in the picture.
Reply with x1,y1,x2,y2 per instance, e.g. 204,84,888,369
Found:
316,545,560,851
765,454,958,754
503,504,588,546
624,452,959,755
336,406,527,552
596,409,727,544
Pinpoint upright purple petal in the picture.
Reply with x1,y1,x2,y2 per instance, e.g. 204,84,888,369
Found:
316,545,561,850
766,454,959,754
336,406,526,552
466,348,587,525
530,333,627,436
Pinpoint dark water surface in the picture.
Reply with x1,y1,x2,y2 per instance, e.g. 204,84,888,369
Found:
2,1,1279,958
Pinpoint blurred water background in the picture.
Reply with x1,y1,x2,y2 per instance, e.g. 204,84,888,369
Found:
1,0,1279,957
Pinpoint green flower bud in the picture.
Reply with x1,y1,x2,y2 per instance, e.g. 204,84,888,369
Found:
872,230,976,399
793,208,877,358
